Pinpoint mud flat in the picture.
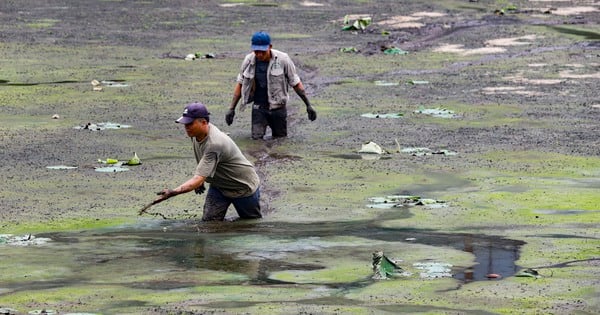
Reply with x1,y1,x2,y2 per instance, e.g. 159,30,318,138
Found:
0,0,598,314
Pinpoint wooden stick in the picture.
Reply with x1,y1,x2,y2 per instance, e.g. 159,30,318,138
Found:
138,200,159,215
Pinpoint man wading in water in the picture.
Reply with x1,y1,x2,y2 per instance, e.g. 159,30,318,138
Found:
225,31,317,140
153,102,262,221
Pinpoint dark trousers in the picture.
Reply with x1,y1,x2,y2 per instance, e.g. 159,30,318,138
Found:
202,186,262,221
251,106,287,140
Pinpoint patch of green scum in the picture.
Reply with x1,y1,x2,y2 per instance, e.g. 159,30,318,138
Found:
0,258,72,284
531,24,600,42
189,285,319,302
263,158,425,222
409,101,527,127
480,150,600,177
115,269,250,285
272,33,313,40
0,285,192,312
3,217,132,234
309,51,461,79
270,264,371,284
347,277,458,305
520,237,600,266
25,19,60,29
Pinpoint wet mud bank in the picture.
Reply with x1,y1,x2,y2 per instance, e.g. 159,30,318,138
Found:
1,0,599,314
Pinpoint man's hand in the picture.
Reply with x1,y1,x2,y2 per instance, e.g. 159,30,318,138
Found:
156,188,176,202
195,184,206,195
306,105,317,121
225,109,235,125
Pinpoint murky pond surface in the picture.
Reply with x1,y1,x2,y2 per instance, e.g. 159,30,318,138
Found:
2,217,524,299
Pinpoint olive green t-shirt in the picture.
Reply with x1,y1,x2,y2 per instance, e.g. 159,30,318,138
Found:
192,123,260,198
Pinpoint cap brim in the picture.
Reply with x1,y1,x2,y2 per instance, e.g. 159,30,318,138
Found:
176,116,195,124
251,45,270,51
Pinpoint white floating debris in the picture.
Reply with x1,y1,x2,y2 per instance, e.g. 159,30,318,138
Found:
358,141,386,154
74,122,132,131
95,165,130,173
413,262,453,278
46,165,78,170
361,113,403,118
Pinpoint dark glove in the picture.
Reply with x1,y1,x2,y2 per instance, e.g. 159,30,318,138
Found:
225,109,235,125
194,184,206,195
306,105,317,121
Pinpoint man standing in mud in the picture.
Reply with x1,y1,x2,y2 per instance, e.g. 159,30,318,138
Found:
152,102,262,221
225,31,317,140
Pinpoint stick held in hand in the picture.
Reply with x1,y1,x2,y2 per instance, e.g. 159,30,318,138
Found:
138,191,167,215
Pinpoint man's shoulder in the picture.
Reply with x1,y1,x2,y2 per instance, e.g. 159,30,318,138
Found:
271,49,291,60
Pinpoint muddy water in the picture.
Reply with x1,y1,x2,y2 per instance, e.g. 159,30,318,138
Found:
2,217,523,297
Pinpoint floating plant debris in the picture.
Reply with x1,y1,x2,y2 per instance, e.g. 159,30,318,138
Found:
516,268,542,278
372,251,408,280
98,152,141,166
74,122,132,131
414,106,458,118
400,147,458,156
0,234,51,246
94,164,130,173
413,262,453,278
46,165,78,170
367,195,447,209
374,80,399,86
358,141,387,154
361,112,403,118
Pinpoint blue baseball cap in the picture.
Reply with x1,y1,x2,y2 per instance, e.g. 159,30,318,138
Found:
176,102,210,124
251,31,271,51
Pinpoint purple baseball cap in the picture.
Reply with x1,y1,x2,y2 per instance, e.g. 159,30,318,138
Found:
176,102,210,124
251,31,271,51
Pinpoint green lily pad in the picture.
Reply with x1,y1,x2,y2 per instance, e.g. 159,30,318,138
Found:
340,47,359,53
383,47,408,55
372,251,405,279
342,15,372,31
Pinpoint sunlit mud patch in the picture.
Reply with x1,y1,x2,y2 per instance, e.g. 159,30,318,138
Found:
376,12,446,29
433,44,506,55
73,122,132,131
481,86,544,96
544,6,598,16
